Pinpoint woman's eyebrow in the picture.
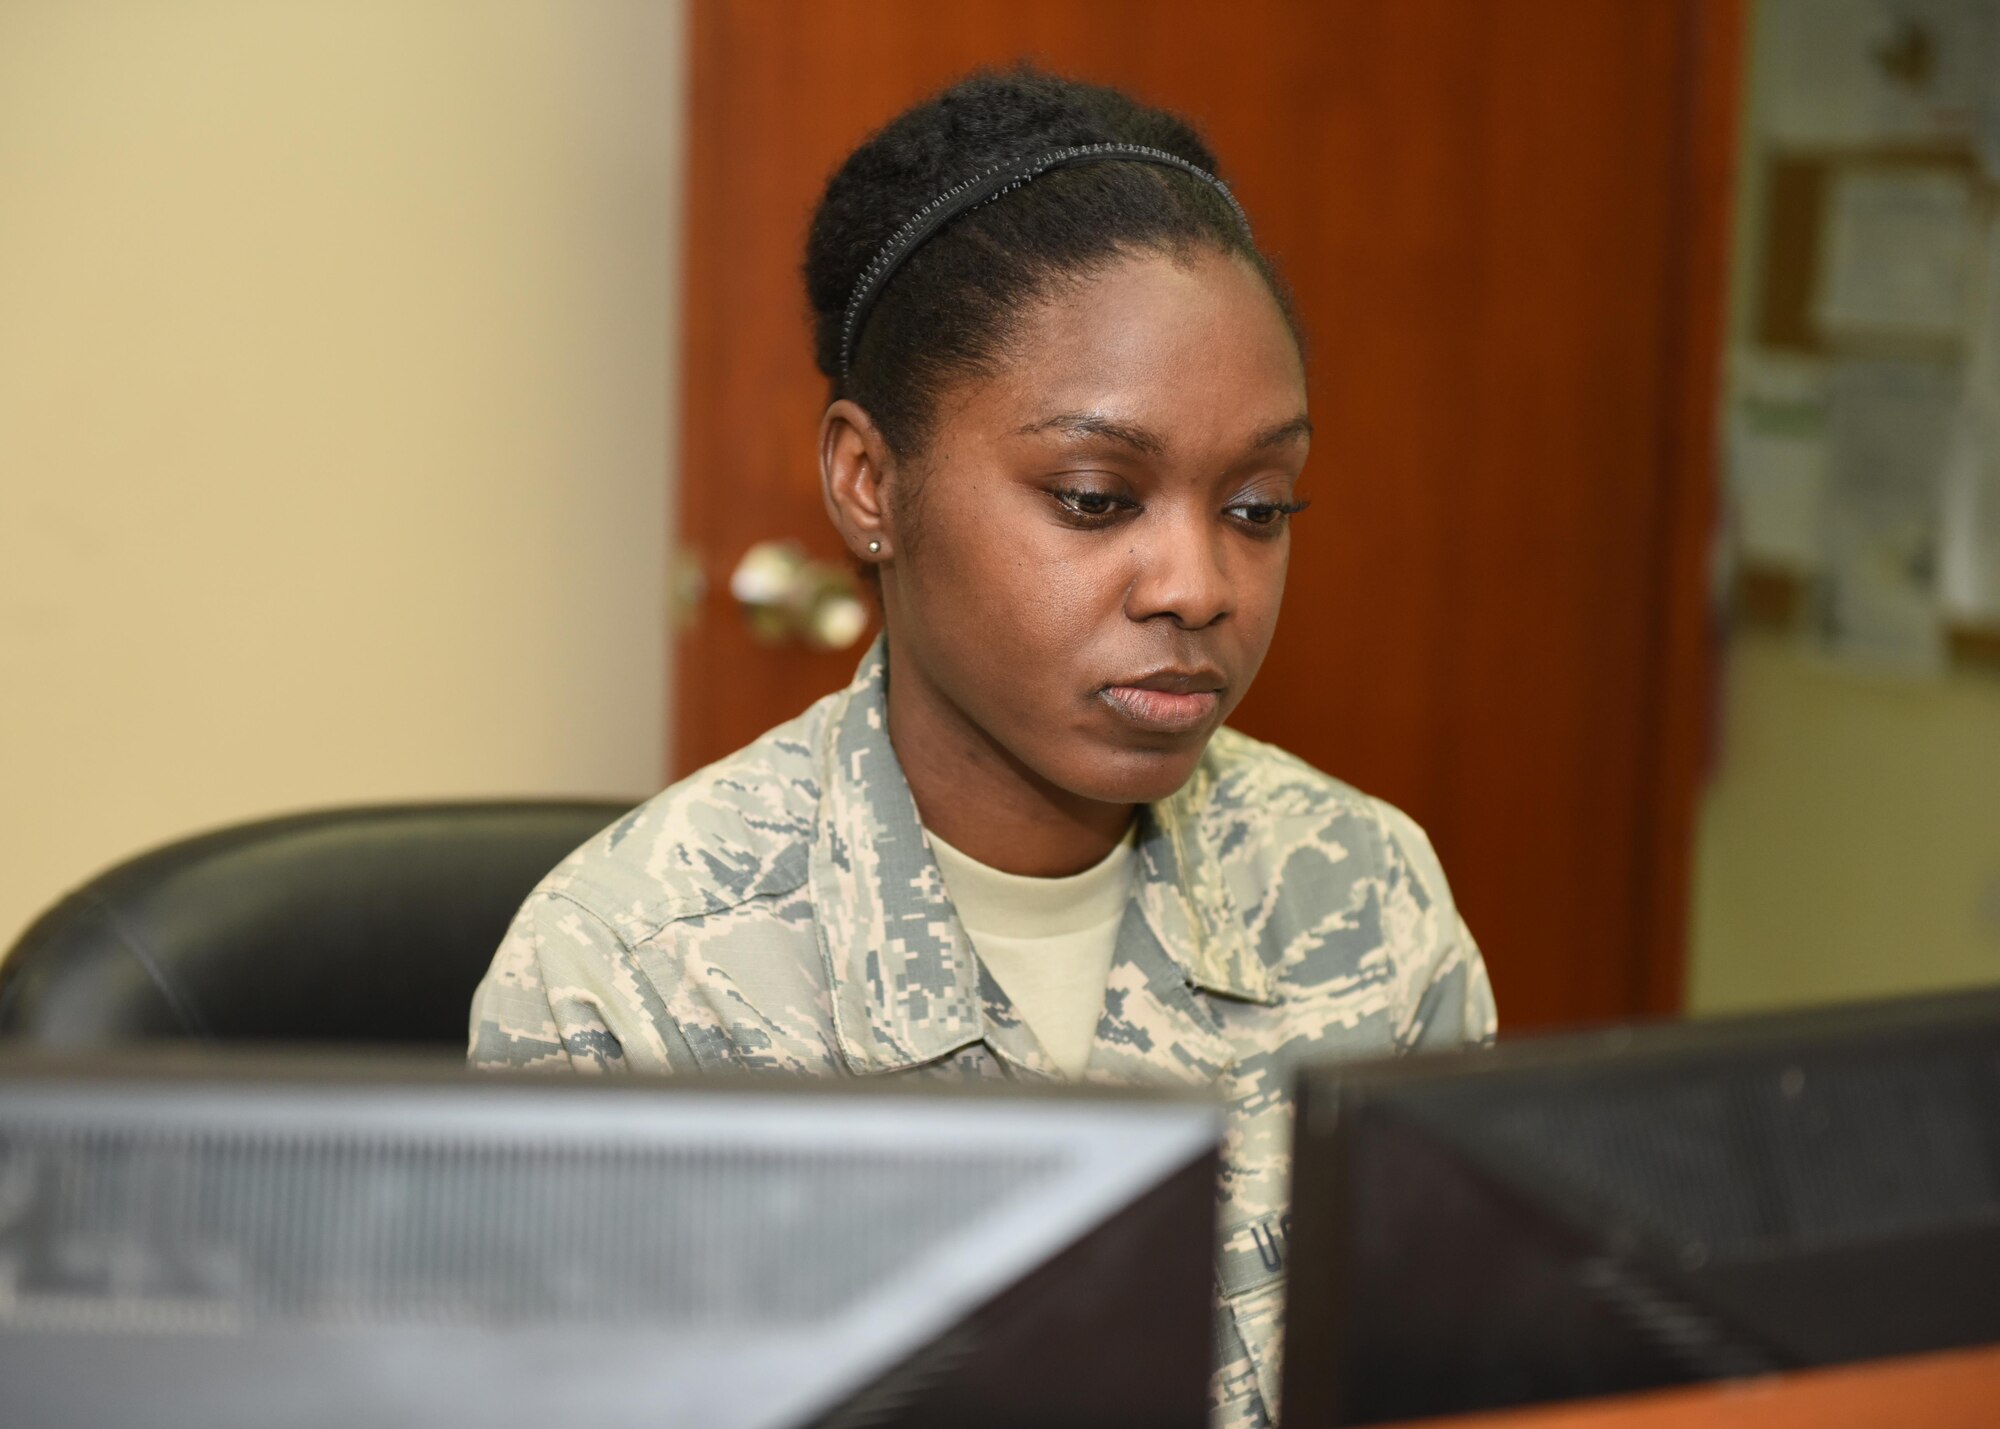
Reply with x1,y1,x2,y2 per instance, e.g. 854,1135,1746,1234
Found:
1014,410,1166,456
1248,416,1313,450
1014,410,1312,456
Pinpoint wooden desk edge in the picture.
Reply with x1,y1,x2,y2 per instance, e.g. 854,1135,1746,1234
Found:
1389,1341,2000,1429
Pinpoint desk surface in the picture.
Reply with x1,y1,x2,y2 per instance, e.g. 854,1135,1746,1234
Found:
1405,1343,2000,1429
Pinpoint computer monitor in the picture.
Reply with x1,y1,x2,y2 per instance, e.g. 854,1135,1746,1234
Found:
1282,988,2000,1426
0,1051,1221,1429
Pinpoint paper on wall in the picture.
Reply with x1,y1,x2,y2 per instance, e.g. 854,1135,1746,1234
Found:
1940,214,2000,621
1728,353,1830,570
1815,168,1976,341
1764,0,1995,148
1818,360,1959,673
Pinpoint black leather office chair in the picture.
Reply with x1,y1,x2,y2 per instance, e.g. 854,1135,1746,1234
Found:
0,801,633,1048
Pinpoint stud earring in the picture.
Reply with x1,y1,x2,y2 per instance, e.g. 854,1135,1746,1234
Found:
867,540,882,555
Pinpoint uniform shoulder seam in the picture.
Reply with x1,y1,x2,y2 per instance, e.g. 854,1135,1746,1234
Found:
636,865,813,944
553,865,815,948
527,887,633,946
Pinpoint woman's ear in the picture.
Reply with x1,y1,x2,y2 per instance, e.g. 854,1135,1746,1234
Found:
819,399,895,563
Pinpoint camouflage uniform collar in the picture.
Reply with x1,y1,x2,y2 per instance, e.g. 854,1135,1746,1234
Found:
810,640,986,1074
1137,764,1278,1007
810,639,1275,1079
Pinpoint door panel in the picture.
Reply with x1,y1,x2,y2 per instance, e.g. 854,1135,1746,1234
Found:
674,0,1741,1028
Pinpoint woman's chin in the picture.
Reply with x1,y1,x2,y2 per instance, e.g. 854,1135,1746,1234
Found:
1050,742,1210,808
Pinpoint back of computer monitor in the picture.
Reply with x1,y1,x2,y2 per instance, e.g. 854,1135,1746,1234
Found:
1282,990,2000,1426
0,1052,1221,1429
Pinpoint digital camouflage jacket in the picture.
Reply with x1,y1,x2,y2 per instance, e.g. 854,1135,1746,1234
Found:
470,638,1497,1427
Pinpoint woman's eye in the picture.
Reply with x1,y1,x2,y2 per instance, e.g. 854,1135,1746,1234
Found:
1226,498,1312,528
1052,488,1130,520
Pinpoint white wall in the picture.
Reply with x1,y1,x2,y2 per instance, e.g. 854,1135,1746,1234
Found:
0,0,684,950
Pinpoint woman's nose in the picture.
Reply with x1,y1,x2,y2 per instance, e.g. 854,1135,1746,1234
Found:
1125,511,1232,630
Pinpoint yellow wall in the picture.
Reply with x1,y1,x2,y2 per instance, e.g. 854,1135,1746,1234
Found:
1687,632,2000,1013
0,1,684,950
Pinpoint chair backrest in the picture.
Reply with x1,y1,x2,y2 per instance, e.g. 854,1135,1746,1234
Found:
0,801,633,1048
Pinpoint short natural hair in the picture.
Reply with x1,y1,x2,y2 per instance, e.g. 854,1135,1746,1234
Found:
804,66,1298,461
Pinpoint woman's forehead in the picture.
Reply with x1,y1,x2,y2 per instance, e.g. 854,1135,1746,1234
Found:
955,249,1308,453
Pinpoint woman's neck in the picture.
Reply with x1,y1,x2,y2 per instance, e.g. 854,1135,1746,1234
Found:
887,672,1135,878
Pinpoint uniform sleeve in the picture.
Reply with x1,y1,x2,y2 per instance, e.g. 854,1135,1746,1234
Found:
467,890,701,1074
1374,802,1499,1051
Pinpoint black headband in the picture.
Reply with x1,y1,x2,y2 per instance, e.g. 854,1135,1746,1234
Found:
837,142,1253,380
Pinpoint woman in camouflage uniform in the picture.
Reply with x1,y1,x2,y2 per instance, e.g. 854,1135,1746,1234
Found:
472,68,1496,1429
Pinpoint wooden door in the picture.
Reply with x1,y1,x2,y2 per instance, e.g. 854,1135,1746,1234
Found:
673,0,1742,1029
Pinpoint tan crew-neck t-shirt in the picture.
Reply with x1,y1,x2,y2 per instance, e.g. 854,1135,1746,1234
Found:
923,824,1138,1079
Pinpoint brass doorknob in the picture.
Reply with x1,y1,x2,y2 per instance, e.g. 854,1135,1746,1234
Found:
729,540,871,650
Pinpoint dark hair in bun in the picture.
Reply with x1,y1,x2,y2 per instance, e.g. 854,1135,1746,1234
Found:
804,66,1296,459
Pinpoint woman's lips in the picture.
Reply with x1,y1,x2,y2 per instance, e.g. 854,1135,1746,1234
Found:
1100,684,1221,734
